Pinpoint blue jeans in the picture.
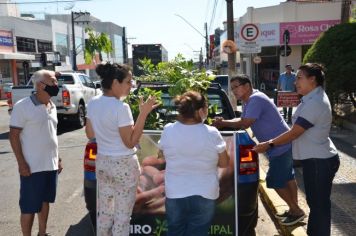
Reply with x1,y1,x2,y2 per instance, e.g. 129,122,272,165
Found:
301,155,340,236
165,195,215,236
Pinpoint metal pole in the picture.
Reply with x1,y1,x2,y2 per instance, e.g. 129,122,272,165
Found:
284,33,287,58
71,11,77,71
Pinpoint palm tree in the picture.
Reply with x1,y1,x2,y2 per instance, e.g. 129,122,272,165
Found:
84,28,113,64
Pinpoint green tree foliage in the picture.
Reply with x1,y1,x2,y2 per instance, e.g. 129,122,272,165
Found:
138,54,213,97
303,23,356,108
126,55,214,129
84,28,113,64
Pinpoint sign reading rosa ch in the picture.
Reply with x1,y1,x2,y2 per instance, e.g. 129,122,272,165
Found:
280,20,340,45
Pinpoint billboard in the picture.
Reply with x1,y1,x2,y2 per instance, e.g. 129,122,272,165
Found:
280,20,340,45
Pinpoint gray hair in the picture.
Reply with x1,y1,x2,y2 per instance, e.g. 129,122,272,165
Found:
31,69,52,90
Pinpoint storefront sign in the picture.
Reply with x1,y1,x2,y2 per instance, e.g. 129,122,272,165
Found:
0,30,13,47
258,23,280,46
277,91,300,107
280,20,340,45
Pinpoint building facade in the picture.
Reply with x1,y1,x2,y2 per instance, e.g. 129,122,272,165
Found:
0,2,127,87
214,0,343,91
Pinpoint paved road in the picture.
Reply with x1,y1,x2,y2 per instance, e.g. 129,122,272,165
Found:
0,106,93,235
260,125,356,236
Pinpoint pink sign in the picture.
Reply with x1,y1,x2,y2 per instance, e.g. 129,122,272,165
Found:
280,20,340,45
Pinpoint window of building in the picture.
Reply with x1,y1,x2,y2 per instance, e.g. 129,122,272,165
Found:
55,33,68,56
0,61,12,83
38,40,53,52
114,34,124,63
75,37,83,55
16,37,36,52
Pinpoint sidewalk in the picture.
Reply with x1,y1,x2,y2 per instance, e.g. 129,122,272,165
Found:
0,99,7,107
258,120,356,236
259,168,307,236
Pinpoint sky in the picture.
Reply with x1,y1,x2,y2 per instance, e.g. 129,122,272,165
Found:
17,0,283,60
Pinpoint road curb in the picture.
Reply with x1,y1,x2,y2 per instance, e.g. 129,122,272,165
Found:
259,167,308,236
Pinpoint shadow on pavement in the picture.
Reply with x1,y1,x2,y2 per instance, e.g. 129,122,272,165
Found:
65,213,95,236
0,131,9,140
331,137,356,159
57,121,83,136
295,167,356,236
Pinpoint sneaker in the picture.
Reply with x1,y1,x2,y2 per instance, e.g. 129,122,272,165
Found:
280,213,306,226
275,210,290,219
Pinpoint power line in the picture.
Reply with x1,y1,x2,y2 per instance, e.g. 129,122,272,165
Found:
208,0,218,33
0,0,91,4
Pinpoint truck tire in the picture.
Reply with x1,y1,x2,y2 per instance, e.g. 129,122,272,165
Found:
75,104,86,128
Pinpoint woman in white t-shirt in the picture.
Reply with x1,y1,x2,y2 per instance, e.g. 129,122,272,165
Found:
85,62,158,236
158,91,229,236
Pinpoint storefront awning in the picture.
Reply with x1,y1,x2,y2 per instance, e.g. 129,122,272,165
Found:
0,52,35,60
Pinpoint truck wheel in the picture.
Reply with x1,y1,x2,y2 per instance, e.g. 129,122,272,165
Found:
75,104,86,128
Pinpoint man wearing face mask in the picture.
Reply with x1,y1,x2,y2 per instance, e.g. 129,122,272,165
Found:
9,69,63,236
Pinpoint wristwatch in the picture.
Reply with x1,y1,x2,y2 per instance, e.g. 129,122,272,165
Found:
268,140,275,148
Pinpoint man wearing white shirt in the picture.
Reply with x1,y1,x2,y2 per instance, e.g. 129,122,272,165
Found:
9,70,63,236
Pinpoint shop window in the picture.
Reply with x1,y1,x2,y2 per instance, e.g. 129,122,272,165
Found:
0,61,12,83
260,46,278,57
38,40,53,52
16,37,36,52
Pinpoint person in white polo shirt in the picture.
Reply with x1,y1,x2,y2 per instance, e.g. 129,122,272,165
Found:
158,91,230,236
254,63,339,236
9,69,63,236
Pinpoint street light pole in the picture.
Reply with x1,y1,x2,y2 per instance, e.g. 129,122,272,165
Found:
71,11,90,71
71,11,76,71
174,14,209,68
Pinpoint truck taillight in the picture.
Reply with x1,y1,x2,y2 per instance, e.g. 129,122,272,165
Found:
6,91,12,107
239,145,258,175
84,142,97,172
62,90,70,106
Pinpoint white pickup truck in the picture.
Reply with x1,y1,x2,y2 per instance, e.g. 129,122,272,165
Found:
8,72,102,127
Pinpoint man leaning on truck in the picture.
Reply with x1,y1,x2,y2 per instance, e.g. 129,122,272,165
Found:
9,69,63,236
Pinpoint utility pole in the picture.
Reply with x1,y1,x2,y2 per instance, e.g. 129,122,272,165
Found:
71,11,90,71
226,0,236,108
341,0,352,23
122,27,128,64
174,14,209,69
205,22,209,68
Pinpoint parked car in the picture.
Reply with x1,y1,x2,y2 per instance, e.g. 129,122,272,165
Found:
83,82,259,235
0,82,12,99
8,72,102,127
212,74,229,93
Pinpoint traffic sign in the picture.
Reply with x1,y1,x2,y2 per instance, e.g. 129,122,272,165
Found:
241,24,259,41
239,23,261,54
253,56,262,64
279,45,292,57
